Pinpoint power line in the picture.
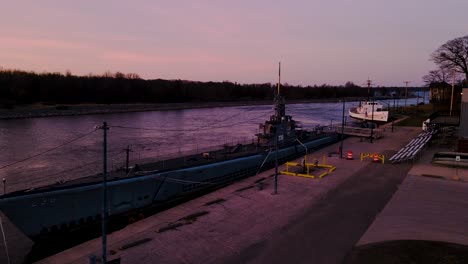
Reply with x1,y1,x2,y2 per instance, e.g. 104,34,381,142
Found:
192,108,270,129
0,128,98,170
110,112,270,132
52,150,126,183
206,112,270,129
116,107,270,132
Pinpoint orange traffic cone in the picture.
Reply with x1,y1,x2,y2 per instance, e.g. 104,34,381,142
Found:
373,154,380,163
347,150,353,160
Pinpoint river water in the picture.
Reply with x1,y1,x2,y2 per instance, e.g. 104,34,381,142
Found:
0,97,426,193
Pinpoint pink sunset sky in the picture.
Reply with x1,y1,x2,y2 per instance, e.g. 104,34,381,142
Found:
1,1,467,86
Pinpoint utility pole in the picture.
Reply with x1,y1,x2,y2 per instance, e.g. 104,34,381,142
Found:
340,99,345,158
2,178,5,195
404,81,411,107
450,70,455,116
370,98,374,143
274,130,278,195
99,122,109,264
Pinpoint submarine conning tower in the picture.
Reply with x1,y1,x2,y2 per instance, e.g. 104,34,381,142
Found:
256,63,301,147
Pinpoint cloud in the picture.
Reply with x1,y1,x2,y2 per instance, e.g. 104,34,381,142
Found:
1,36,88,50
100,50,227,65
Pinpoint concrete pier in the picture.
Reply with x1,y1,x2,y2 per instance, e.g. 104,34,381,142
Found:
5,121,466,264
36,125,421,264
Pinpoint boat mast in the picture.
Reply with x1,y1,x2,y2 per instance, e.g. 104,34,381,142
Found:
277,62,281,98
366,78,372,99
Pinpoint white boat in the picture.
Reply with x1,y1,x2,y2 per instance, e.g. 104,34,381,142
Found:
348,101,389,122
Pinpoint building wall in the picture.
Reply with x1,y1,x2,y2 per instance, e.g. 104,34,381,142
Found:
429,83,451,102
460,88,468,139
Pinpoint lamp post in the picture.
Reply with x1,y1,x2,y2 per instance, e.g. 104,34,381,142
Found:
296,139,308,163
273,128,278,195
392,97,396,132
370,98,375,143
99,122,109,264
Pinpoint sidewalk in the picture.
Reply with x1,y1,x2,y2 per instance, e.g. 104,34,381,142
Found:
348,140,468,263
356,144,468,248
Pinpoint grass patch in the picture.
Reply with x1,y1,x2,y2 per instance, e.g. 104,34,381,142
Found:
395,104,434,127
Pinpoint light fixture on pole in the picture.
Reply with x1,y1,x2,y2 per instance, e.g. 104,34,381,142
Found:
370,98,374,143
99,122,109,264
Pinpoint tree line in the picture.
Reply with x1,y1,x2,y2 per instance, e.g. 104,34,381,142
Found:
0,68,417,107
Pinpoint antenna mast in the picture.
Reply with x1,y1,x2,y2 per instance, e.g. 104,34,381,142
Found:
274,62,285,121
277,62,281,96
274,62,280,195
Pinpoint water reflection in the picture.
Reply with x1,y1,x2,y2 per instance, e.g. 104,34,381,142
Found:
0,96,427,192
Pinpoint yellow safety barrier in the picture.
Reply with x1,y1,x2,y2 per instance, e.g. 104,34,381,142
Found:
360,153,385,164
280,155,336,179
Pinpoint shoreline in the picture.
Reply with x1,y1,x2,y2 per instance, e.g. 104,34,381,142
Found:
0,99,336,120
0,96,405,120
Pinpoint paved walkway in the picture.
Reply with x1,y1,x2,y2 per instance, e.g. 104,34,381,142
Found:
36,126,419,264
356,175,468,247
224,160,412,264
355,145,468,248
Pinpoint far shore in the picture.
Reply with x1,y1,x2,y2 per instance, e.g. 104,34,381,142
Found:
0,96,404,120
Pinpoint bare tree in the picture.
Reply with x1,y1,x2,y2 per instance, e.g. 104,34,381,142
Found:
431,35,468,85
422,67,450,86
